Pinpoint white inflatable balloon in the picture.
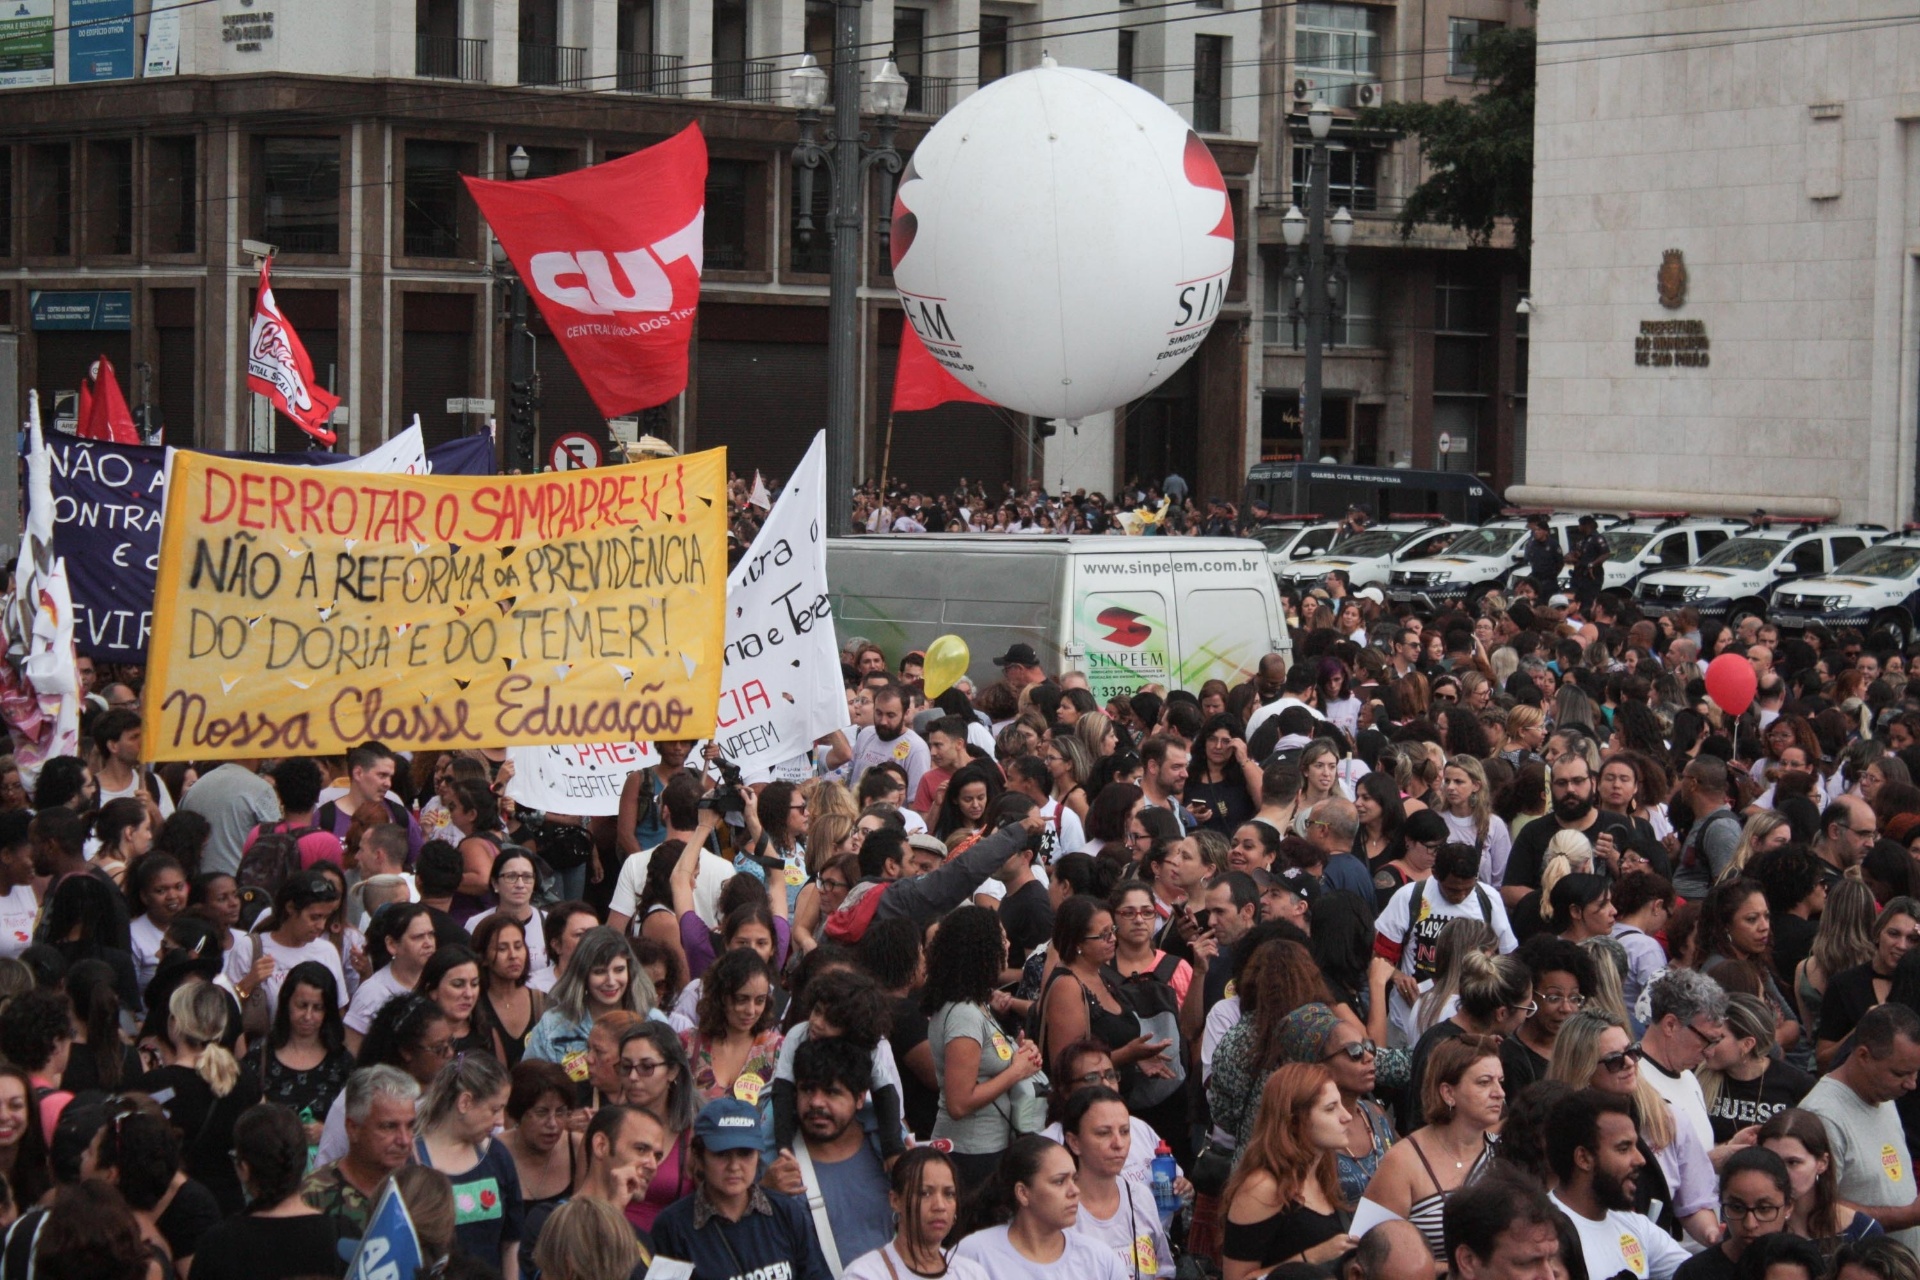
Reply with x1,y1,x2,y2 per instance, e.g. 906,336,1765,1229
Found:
890,62,1235,421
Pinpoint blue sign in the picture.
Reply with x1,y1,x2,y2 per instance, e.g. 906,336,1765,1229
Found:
29,290,131,331
36,432,498,662
346,1182,426,1280
68,0,134,81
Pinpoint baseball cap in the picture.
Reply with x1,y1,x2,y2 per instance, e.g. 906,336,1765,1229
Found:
1277,868,1322,903
1356,587,1385,605
994,643,1041,668
693,1098,765,1152
1547,593,1571,610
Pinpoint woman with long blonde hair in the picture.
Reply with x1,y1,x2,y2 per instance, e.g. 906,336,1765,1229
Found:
1795,875,1878,1039
793,809,859,953
133,980,253,1213
1548,1009,1720,1245
1220,1064,1354,1278
1438,756,1510,885
1405,918,1498,1045
1719,812,1794,884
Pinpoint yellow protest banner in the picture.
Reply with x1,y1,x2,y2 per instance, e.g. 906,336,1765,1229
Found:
142,448,727,761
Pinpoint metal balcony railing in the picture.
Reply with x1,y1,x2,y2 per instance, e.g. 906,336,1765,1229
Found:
416,34,488,81
905,74,951,115
617,50,684,94
519,42,588,88
712,57,778,102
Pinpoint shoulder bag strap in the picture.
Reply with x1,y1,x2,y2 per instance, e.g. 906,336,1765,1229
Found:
792,1138,845,1277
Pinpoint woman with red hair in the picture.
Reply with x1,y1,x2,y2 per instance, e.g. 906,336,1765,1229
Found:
1220,1063,1355,1280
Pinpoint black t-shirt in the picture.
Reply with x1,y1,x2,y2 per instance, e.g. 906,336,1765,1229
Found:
1817,963,1885,1046
1706,1058,1816,1144
998,880,1055,959
1499,1035,1553,1098
155,1177,224,1264
189,1214,346,1280
1506,811,1638,890
889,994,938,1141
1771,913,1819,990
135,1063,265,1216
1675,1244,1739,1280
1402,1020,1468,1132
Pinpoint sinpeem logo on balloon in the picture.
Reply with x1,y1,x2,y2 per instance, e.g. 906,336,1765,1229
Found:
890,62,1236,421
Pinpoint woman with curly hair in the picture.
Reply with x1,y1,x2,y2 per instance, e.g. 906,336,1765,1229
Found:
922,905,1041,1183
679,947,781,1102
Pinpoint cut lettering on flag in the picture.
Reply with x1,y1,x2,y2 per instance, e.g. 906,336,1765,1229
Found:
465,125,707,419
748,470,771,511
891,317,994,414
248,258,341,446
77,356,140,444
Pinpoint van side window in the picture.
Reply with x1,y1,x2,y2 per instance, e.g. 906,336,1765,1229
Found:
1788,539,1825,576
1828,536,1868,566
1302,529,1336,555
1655,534,1689,566
1696,530,1730,556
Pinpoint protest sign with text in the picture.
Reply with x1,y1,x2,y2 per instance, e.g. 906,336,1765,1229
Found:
503,740,656,815
714,431,851,780
142,449,727,761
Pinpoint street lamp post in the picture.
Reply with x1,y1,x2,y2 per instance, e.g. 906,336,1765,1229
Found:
499,144,539,474
790,29,908,538
1281,101,1353,514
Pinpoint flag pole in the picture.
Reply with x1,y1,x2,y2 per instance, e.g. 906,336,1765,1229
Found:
880,412,897,497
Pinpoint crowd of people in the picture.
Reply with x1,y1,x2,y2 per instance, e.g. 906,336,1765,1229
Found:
8,578,1920,1280
849,474,1275,537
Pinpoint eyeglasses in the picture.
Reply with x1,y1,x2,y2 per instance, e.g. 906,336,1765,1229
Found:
1326,1039,1377,1062
1114,906,1157,920
421,1040,457,1059
1851,827,1881,838
819,878,851,893
1597,1048,1641,1073
619,1058,668,1077
1126,830,1152,844
1507,1001,1540,1018
1721,1200,1786,1223
1682,1021,1725,1050
1433,692,1459,703
1538,992,1587,1009
1084,927,1118,943
497,872,536,884
1074,1068,1122,1087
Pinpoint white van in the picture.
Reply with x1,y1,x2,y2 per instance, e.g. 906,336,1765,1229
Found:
828,535,1291,702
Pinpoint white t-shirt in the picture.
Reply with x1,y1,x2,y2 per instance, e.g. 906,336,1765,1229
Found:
1439,810,1514,888
465,906,551,976
1073,1182,1173,1279
952,1225,1130,1280
100,772,174,818
130,914,166,996
1244,696,1327,741
344,963,415,1034
844,1244,990,1280
1039,798,1086,861
1202,996,1240,1076
1548,1192,1689,1280
1041,1117,1174,1187
1639,1056,1714,1157
0,885,37,960
224,931,349,1018
1376,877,1517,1036
609,845,736,930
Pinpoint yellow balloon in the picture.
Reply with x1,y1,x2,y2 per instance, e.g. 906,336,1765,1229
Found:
923,634,970,698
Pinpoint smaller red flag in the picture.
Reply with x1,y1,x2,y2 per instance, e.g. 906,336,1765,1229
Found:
891,319,994,413
76,356,140,444
247,258,340,446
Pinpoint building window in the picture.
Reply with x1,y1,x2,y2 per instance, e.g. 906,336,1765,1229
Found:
805,0,833,82
1117,29,1135,81
26,143,71,256
1448,18,1499,77
713,0,750,96
257,136,340,255
1193,35,1226,133
706,159,754,270
149,136,196,254
85,139,134,256
1334,269,1377,347
1295,3,1382,108
1435,272,1486,334
403,140,474,259
1291,145,1377,212
618,0,652,56
1262,254,1377,348
895,8,928,109
979,14,1009,85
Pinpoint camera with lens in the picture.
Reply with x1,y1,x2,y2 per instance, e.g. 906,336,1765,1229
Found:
700,755,749,817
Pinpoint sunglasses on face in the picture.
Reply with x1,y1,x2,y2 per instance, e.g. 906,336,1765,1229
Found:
1326,1039,1377,1062
1597,1048,1641,1073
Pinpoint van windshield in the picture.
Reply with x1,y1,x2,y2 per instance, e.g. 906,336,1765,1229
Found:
1696,537,1785,570
1324,530,1403,559
1604,532,1654,562
1832,544,1920,581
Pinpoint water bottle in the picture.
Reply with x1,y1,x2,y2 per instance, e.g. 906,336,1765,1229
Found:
1151,1140,1179,1229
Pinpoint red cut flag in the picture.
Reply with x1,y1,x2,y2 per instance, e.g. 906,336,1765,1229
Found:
247,258,340,445
465,125,707,419
76,355,140,444
891,318,994,413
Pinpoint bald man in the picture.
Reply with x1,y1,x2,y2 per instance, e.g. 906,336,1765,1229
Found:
1344,1220,1439,1280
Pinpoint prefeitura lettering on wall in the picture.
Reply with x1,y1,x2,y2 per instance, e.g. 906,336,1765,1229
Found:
142,449,728,761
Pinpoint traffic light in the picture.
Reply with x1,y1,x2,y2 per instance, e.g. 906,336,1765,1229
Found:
508,379,534,426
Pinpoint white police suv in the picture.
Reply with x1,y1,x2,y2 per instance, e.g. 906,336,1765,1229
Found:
1633,519,1885,623
1274,519,1469,595
1770,533,1920,646
1575,514,1751,594
1251,517,1346,570
1386,512,1586,610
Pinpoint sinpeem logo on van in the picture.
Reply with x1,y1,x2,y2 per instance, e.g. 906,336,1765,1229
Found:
1097,607,1153,648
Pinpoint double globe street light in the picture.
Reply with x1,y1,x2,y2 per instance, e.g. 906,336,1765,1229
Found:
1281,100,1354,513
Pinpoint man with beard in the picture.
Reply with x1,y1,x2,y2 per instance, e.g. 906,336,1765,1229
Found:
1500,754,1638,908
1547,1090,1690,1280
762,1039,894,1271
848,686,931,795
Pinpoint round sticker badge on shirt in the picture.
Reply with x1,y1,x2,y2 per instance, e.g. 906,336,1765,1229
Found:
785,863,806,888
1134,1236,1158,1275
561,1050,591,1083
1619,1235,1646,1277
893,742,911,761
734,1071,766,1105
1885,1145,1904,1182
990,1031,1014,1062
1223,980,1236,999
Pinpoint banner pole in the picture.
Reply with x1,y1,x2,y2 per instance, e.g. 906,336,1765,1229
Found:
880,412,897,497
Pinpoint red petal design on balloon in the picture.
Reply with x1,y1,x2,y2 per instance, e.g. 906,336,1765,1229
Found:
1183,131,1235,241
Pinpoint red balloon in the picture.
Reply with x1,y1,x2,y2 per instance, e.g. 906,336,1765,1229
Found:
1704,653,1758,715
